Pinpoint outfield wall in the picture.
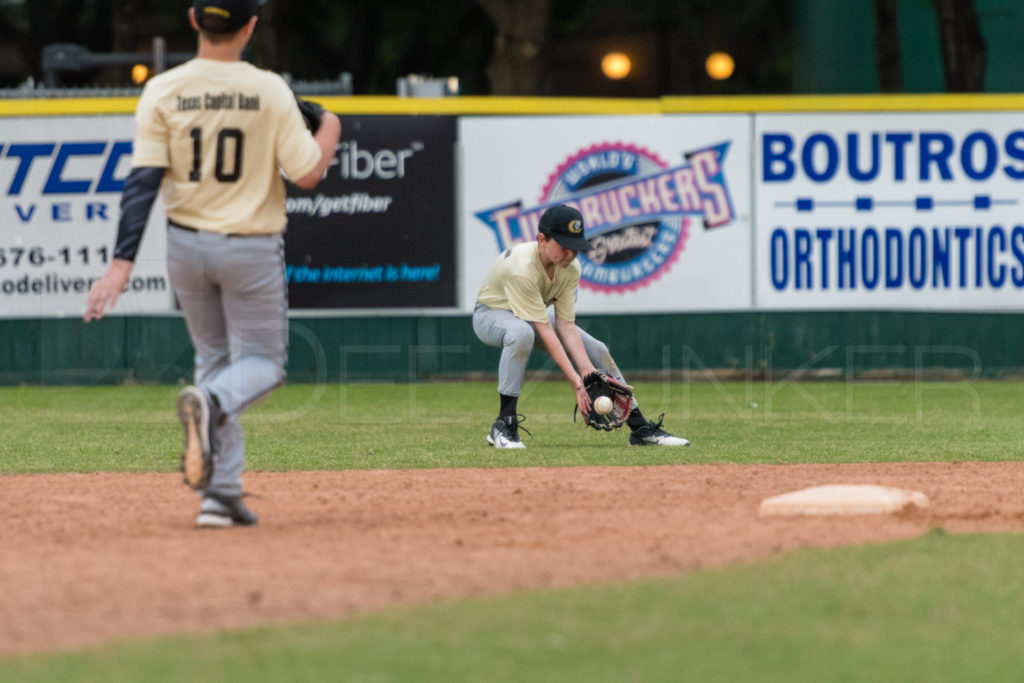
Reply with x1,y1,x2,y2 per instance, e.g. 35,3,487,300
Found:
2,94,1024,384
4,310,1024,385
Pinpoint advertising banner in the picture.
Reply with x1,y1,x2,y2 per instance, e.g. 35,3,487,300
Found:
756,112,1024,310
459,115,752,314
284,115,457,310
13,107,1023,320
0,116,170,318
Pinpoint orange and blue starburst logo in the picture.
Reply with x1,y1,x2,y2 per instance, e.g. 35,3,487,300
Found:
475,141,736,292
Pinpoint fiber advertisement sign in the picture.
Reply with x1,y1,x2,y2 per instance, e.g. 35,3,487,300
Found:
459,115,752,313
756,113,1024,310
284,116,457,310
0,116,170,318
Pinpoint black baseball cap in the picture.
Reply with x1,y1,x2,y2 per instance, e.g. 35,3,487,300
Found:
538,204,593,252
193,0,262,34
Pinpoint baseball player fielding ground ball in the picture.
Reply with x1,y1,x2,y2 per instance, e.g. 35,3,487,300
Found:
473,204,689,449
84,0,341,527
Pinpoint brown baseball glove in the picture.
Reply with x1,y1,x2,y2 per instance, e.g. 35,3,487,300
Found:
575,370,634,431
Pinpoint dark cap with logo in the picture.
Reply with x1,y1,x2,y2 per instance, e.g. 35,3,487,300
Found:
538,204,593,252
193,0,261,35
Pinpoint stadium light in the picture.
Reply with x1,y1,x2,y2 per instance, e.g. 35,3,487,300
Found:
131,64,149,84
705,51,735,80
601,52,631,80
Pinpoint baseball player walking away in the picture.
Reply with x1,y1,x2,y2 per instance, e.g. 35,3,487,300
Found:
473,204,689,449
84,0,341,527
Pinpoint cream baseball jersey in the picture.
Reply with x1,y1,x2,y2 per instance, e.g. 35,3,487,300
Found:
132,58,322,235
476,242,580,323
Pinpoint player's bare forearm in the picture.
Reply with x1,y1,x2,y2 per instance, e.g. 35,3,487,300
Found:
554,317,597,377
533,320,592,411
533,321,578,383
295,112,341,189
84,258,133,322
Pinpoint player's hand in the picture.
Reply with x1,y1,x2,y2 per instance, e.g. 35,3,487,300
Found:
295,96,325,134
573,376,592,414
84,258,133,322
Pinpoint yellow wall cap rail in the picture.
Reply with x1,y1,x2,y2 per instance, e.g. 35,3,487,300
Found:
3,93,1024,117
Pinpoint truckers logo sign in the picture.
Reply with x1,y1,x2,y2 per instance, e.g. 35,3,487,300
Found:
474,141,736,293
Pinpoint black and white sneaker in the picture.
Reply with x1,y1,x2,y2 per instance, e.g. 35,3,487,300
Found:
487,415,528,449
629,414,690,447
177,386,215,490
196,493,258,528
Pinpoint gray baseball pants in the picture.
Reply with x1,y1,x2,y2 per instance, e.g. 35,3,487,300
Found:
167,225,288,497
472,303,638,410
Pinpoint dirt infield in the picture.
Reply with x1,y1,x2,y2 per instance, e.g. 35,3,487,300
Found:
3,462,1024,655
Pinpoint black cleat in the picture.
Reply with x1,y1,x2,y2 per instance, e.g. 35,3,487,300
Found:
629,414,690,447
196,493,258,528
486,415,528,449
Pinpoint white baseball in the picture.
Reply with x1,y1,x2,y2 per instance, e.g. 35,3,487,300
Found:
594,395,613,415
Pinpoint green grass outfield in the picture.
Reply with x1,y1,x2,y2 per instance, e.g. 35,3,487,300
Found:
0,380,1017,472
2,381,1023,681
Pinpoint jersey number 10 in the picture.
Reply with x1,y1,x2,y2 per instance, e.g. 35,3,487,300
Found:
189,127,244,182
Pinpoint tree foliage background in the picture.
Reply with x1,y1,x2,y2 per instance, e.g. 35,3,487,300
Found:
0,0,794,95
0,0,990,96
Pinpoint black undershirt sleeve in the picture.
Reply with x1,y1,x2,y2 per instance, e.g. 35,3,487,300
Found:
113,166,165,262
